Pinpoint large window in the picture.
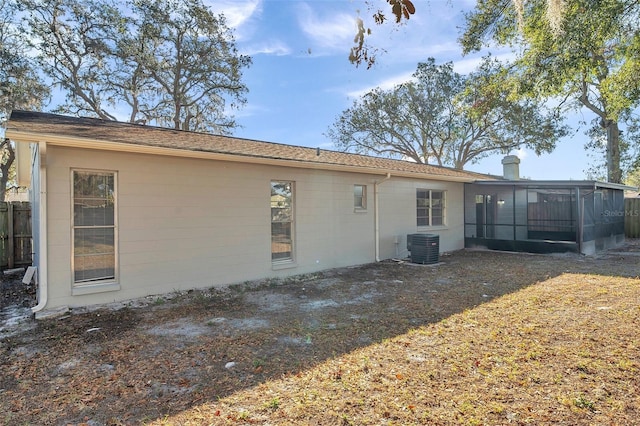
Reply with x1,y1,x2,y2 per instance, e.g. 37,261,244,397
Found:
271,181,294,262
73,170,116,284
417,189,445,227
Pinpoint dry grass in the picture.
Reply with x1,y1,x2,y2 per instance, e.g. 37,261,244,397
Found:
1,247,639,425
154,272,639,425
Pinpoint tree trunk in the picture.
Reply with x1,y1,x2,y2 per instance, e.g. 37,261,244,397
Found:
605,120,622,183
0,139,15,202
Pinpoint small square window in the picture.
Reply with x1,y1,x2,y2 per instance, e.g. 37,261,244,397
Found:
354,184,366,210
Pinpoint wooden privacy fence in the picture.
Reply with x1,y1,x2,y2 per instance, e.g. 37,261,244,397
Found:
625,198,640,238
0,201,32,269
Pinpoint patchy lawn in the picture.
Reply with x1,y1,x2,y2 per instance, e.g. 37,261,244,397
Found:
1,246,639,425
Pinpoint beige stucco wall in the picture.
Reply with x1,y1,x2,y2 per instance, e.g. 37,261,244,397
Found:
42,145,466,309
377,178,465,259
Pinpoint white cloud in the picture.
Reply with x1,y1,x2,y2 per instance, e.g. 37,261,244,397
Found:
452,56,483,74
296,3,357,52
342,49,517,101
515,147,528,160
346,71,414,98
203,0,262,40
242,40,291,57
229,103,267,119
203,0,292,57
408,41,462,58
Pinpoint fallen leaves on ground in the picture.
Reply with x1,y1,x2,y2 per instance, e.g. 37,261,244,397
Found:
1,247,639,425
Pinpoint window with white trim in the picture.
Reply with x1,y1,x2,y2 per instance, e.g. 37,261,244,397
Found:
354,184,367,210
72,170,117,284
271,181,294,262
417,189,445,227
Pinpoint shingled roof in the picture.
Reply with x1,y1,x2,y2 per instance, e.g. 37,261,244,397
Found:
6,110,493,182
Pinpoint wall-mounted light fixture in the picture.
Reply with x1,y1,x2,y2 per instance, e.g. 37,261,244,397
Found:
497,199,506,206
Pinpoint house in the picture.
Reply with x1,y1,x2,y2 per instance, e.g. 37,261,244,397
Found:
6,110,493,316
465,156,631,255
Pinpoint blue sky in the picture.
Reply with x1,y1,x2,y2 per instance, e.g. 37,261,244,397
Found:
204,0,599,180
11,0,594,180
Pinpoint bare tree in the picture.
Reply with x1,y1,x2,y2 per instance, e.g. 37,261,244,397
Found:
22,0,251,134
327,57,568,169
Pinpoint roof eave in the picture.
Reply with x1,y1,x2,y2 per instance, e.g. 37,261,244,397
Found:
6,129,478,183
471,179,638,192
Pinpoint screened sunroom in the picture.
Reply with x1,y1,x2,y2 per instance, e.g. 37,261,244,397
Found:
464,181,628,255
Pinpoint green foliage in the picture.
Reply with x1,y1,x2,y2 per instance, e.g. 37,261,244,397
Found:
264,397,280,410
327,57,567,169
1,0,49,200
624,168,640,189
574,394,595,411
0,0,50,123
461,0,640,182
20,0,251,134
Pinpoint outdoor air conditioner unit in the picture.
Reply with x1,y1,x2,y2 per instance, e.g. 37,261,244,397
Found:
407,233,440,264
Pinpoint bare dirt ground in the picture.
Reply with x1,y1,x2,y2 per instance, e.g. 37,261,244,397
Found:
0,243,639,425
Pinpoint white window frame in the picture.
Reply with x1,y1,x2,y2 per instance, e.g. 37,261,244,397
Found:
417,189,446,227
71,169,119,292
271,180,295,265
354,184,367,211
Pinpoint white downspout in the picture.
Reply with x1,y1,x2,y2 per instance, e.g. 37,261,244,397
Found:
374,173,391,262
31,142,48,314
